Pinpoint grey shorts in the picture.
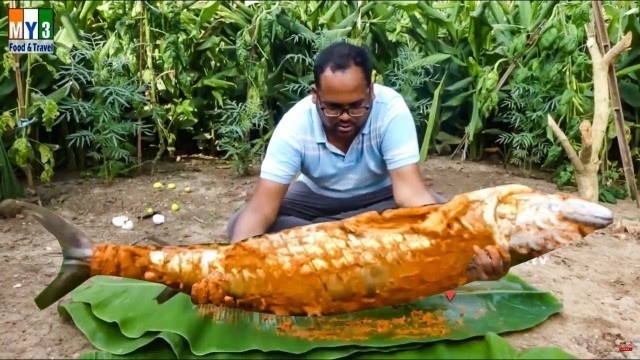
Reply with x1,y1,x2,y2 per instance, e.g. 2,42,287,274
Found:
226,181,447,241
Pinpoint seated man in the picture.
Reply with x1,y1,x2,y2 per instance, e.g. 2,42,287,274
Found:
226,42,509,281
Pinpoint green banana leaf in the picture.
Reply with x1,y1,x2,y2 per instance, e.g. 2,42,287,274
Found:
57,274,563,358
63,301,424,359
78,332,575,360
59,302,381,359
353,332,575,359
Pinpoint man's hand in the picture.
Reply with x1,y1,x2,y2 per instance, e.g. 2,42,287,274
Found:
388,163,440,207
229,178,289,243
466,244,511,281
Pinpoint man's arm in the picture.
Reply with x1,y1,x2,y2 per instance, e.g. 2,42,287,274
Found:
379,94,438,207
388,163,438,207
230,178,289,243
380,94,506,280
229,111,302,243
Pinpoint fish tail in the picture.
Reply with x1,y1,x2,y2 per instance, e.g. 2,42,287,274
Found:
0,199,93,310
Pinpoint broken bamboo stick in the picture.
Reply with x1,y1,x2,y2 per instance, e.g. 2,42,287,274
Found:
591,0,639,206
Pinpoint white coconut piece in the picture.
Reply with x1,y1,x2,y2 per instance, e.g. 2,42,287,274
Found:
121,220,134,230
152,214,165,225
111,215,128,227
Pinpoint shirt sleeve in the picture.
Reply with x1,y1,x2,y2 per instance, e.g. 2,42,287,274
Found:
380,96,420,170
259,121,303,184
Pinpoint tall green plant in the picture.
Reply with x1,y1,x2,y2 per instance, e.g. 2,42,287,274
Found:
209,99,270,176
0,0,637,196
1,51,60,187
494,2,593,173
55,33,152,181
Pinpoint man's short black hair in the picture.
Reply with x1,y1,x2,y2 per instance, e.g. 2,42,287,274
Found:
313,41,373,89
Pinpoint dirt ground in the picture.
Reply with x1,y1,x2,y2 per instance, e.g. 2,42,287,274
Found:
0,156,638,359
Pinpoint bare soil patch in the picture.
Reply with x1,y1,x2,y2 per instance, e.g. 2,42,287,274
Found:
1,156,638,359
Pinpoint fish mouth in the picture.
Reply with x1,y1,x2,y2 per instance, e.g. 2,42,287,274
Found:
558,198,614,229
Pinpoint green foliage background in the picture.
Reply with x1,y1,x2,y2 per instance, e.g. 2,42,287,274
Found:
0,0,639,199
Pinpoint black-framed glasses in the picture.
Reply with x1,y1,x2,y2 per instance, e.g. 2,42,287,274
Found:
317,94,371,118
320,106,370,117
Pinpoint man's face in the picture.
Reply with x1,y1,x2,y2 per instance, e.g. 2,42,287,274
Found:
312,65,373,140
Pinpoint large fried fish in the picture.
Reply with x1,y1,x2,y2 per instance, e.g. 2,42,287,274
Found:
0,184,613,316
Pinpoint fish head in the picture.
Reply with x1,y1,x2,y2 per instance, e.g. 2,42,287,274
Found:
488,185,614,264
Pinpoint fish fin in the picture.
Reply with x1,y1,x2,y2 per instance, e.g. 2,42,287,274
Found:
155,287,180,304
0,199,93,310
35,263,91,309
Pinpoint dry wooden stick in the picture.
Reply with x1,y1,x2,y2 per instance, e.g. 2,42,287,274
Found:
137,4,145,175
496,23,546,90
578,121,593,165
547,115,584,173
592,1,639,206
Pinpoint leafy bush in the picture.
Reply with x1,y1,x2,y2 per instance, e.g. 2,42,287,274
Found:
0,0,637,197
56,33,152,180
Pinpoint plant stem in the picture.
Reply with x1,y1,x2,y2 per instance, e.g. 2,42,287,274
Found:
9,0,34,189
547,115,584,173
137,3,144,174
145,4,165,174
24,54,31,118
25,54,37,186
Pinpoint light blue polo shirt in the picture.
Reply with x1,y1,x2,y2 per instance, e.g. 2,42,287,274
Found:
260,84,419,198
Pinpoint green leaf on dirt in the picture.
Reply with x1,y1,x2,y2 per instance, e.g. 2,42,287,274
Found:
353,332,575,359
58,274,562,358
61,301,420,359
58,302,167,354
78,332,575,360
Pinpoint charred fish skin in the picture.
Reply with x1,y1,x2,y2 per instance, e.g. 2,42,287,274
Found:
0,184,615,317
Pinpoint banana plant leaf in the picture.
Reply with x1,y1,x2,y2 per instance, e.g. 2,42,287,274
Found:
57,274,563,358
65,301,427,359
59,302,384,360
353,332,575,360
77,332,575,360
0,136,25,201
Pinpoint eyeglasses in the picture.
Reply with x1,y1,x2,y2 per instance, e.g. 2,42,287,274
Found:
316,94,371,118
320,106,370,117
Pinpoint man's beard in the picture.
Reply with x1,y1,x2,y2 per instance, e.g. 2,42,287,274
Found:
325,119,362,137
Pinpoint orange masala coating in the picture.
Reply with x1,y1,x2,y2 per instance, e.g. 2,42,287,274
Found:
2,184,612,317
87,194,494,316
